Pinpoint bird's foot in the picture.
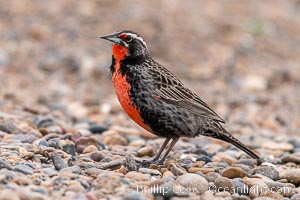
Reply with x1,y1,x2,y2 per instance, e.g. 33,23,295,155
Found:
153,159,164,165
139,159,164,168
140,159,151,168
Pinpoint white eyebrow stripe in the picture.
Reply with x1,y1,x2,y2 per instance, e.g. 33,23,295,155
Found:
126,33,147,47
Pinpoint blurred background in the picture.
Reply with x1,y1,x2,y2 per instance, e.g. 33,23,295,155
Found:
0,0,299,136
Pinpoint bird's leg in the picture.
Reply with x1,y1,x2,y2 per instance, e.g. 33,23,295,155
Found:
151,138,171,162
155,137,179,165
140,138,170,167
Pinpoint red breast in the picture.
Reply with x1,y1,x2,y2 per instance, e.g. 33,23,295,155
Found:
111,44,152,132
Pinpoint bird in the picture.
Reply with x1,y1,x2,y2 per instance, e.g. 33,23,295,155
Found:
100,30,260,164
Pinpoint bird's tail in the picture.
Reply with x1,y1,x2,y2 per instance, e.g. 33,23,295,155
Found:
205,128,260,160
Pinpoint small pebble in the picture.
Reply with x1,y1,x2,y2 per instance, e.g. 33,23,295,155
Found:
252,166,279,181
176,173,209,194
222,167,247,179
48,139,59,149
88,124,107,134
232,178,249,195
201,190,215,200
263,142,293,151
90,151,105,162
282,169,300,185
101,157,113,163
125,171,150,181
205,172,221,183
123,191,148,200
204,161,229,169
62,143,76,156
138,168,162,176
0,159,12,170
153,183,175,199
75,137,99,149
60,166,81,174
214,152,237,164
102,134,128,146
83,145,98,153
214,177,234,192
291,194,300,200
188,167,215,174
167,163,187,176
42,168,58,177
39,139,49,147
51,152,68,170
162,170,175,179
235,159,255,167
129,139,146,147
0,189,21,200
137,146,155,157
243,177,268,189
282,154,300,164
117,165,127,175
196,155,212,163
13,164,33,175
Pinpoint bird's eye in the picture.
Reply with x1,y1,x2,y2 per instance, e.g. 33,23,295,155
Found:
125,36,133,43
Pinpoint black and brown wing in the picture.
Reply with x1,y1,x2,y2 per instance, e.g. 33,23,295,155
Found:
147,65,225,123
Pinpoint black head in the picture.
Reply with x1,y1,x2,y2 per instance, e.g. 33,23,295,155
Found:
100,30,149,58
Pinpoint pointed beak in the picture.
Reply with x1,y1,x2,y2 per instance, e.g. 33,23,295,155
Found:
99,33,123,45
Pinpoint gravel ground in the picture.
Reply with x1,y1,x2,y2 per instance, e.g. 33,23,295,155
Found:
0,1,300,200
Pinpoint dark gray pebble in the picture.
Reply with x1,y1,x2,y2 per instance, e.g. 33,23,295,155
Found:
0,159,12,170
51,152,68,170
78,179,90,189
0,119,22,134
53,176,69,189
204,172,221,183
235,159,255,166
100,157,113,163
75,145,85,153
42,168,58,177
232,178,249,195
90,151,105,162
0,169,18,180
14,134,38,143
192,148,210,156
98,141,105,150
32,186,48,195
34,115,56,128
152,183,175,199
88,124,107,134
48,139,59,149
252,166,279,180
196,155,212,163
39,139,49,147
13,164,33,175
4,182,19,190
60,165,81,174
63,143,76,156
180,157,194,169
